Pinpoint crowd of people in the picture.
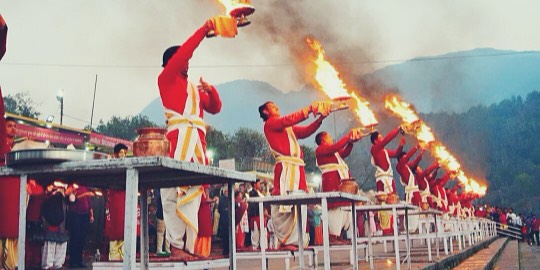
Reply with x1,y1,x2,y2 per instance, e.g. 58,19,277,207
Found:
476,205,540,245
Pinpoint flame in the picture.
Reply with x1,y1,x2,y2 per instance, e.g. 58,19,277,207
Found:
306,38,378,127
351,93,379,127
385,95,434,144
384,96,419,124
433,145,461,172
384,94,487,197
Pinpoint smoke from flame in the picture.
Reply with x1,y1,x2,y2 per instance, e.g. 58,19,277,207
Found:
307,38,378,127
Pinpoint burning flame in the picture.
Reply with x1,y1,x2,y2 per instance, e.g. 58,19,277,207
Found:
433,145,461,172
216,0,235,14
306,38,378,127
385,96,419,124
384,95,488,197
385,95,434,145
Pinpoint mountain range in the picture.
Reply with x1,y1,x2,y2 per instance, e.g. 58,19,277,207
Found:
140,48,540,136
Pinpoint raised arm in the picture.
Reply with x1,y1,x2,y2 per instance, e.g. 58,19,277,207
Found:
387,136,405,157
266,106,311,130
408,147,424,170
316,132,351,156
293,116,324,139
159,21,212,84
0,14,8,159
372,127,400,153
0,14,7,61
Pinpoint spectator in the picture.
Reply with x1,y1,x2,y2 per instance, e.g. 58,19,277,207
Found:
532,215,540,246
67,185,94,268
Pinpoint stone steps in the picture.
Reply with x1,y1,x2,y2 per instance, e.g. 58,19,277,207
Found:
452,237,508,270
493,239,519,270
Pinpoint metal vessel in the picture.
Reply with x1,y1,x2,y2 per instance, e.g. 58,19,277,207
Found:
5,149,108,166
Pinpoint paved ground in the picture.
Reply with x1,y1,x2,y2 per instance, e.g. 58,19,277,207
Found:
519,241,540,270
452,238,507,270
494,239,518,270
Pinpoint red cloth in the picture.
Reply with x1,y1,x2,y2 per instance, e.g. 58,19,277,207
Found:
264,110,322,195
157,26,222,160
395,147,422,206
0,176,20,237
532,218,540,231
104,189,141,240
197,193,213,237
316,134,353,208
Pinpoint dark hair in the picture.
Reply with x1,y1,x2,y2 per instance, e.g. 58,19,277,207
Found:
370,131,380,144
5,117,15,123
397,151,406,161
258,102,272,121
315,131,328,145
162,46,180,67
114,143,128,154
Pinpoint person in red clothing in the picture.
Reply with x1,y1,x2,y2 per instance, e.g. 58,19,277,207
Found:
258,100,331,249
105,143,138,261
428,169,454,212
370,127,405,201
158,18,222,261
193,187,217,258
315,129,362,244
396,144,424,206
0,117,22,270
414,160,439,209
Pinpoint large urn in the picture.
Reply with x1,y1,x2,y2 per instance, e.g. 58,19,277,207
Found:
133,127,169,157
337,178,359,195
386,193,400,204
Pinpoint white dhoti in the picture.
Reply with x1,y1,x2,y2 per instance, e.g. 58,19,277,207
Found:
161,83,207,253
328,208,352,237
270,205,309,247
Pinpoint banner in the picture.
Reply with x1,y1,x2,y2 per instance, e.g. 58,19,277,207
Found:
16,123,85,146
89,132,133,149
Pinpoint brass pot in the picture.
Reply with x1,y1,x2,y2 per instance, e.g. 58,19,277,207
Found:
420,202,430,211
376,193,388,203
337,178,359,195
386,193,400,204
133,127,169,157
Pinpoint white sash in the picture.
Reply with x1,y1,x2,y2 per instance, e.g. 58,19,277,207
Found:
164,82,207,164
371,150,394,194
317,153,350,180
401,167,419,204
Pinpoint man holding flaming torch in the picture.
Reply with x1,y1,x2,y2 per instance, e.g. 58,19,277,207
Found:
369,126,405,202
258,100,331,249
315,129,363,244
158,18,223,260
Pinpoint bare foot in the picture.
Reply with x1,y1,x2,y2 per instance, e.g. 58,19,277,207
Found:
281,244,298,251
170,246,199,261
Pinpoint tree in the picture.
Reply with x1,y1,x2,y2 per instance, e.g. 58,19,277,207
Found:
95,115,159,140
230,128,271,169
3,92,41,118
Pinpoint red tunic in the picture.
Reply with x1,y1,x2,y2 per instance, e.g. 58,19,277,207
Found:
396,147,422,206
316,134,353,208
370,128,402,193
157,26,222,159
0,139,19,237
264,110,322,195
197,192,213,237
105,189,141,240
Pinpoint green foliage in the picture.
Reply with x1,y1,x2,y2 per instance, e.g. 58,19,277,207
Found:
95,115,159,140
3,92,41,118
424,90,540,214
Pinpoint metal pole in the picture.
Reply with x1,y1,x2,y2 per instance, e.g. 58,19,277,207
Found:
60,98,64,125
90,74,98,129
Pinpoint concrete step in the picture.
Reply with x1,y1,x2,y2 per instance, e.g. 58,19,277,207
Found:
493,239,519,270
453,237,508,270
519,242,540,270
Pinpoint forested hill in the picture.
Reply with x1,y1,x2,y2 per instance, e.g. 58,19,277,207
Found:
422,91,540,212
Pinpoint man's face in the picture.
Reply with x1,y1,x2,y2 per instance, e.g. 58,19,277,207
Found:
264,102,280,118
115,149,127,158
321,133,333,145
6,120,16,138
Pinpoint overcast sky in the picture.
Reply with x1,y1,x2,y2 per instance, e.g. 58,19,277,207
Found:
1,0,539,128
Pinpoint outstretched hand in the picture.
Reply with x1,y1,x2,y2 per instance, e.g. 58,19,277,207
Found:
399,137,406,146
198,77,213,93
0,14,6,28
204,18,216,34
